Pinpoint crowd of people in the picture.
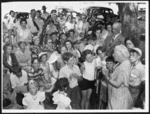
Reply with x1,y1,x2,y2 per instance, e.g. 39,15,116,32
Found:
2,5,146,110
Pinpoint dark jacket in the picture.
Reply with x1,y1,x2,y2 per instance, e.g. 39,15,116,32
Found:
102,33,125,56
3,52,20,73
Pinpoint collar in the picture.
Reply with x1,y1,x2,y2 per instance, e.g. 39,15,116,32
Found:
113,32,121,40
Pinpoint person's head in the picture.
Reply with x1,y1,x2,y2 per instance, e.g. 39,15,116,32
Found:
42,5,47,11
60,46,67,54
31,58,40,70
3,43,13,54
20,18,27,28
18,41,26,51
62,52,74,66
95,27,102,37
33,36,40,45
13,66,22,78
9,10,15,17
125,36,140,50
96,46,105,59
113,45,130,63
59,33,67,42
50,32,58,43
27,80,39,95
68,29,75,38
112,22,122,35
82,49,93,63
129,48,142,63
47,38,53,46
54,77,69,92
48,19,54,26
105,22,112,32
80,38,87,45
66,15,72,22
65,40,73,50
106,56,115,71
39,52,48,63
3,37,10,44
30,9,36,19
36,10,42,18
87,36,96,46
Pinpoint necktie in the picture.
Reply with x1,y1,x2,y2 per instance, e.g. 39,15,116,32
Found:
32,19,39,31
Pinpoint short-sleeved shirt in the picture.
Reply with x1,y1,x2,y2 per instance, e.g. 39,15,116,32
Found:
10,70,28,89
59,64,82,88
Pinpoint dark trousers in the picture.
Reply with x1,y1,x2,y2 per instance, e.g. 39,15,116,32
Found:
67,86,81,109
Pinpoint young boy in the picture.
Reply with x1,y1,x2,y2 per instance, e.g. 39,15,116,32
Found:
99,56,116,109
59,52,82,109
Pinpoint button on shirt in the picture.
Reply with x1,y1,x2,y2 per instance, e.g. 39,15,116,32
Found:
59,65,82,88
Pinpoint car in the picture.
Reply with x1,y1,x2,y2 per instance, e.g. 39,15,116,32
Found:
85,6,119,23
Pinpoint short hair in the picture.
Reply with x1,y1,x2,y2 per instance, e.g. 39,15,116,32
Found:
68,29,75,34
81,49,93,61
3,43,13,52
30,9,36,13
36,10,41,14
115,45,130,58
62,52,73,62
18,41,26,48
50,32,58,37
39,53,47,61
125,36,140,48
94,27,102,33
54,77,69,91
31,57,40,64
65,40,73,46
20,18,27,25
106,56,115,63
96,46,104,55
9,10,14,15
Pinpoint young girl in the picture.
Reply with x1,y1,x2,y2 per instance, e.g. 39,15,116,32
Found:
22,80,45,109
52,77,72,110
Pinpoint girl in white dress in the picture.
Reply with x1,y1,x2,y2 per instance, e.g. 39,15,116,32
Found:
52,78,72,110
22,80,45,109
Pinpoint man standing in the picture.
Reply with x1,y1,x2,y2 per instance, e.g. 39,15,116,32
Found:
27,9,42,37
41,5,49,20
102,22,125,57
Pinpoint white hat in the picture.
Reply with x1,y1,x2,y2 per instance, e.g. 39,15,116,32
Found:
97,15,104,19
131,48,142,56
47,51,60,64
39,52,47,58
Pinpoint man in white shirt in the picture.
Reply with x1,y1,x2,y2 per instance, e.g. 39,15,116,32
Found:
10,66,28,106
27,9,42,37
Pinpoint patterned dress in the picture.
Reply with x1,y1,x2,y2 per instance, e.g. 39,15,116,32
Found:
108,60,133,109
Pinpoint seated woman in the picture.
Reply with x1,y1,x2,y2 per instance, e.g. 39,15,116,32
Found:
3,43,20,73
28,58,51,91
30,36,42,58
15,41,32,73
39,52,53,92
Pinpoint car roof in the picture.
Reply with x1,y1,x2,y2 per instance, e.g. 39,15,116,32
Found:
87,6,112,10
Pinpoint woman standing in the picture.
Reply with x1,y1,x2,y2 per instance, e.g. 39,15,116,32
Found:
103,45,133,109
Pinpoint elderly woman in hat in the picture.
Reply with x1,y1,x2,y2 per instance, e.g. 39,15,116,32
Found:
129,48,145,106
103,45,133,109
15,41,32,73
